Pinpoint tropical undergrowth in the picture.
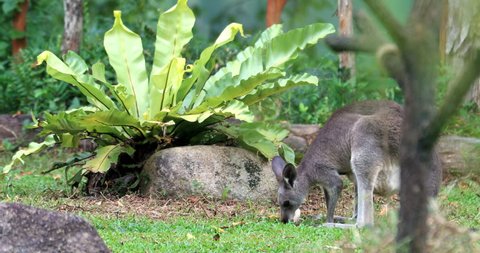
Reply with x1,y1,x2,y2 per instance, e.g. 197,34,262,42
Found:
1,0,335,195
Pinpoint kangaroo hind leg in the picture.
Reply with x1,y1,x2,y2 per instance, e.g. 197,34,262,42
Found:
351,148,383,227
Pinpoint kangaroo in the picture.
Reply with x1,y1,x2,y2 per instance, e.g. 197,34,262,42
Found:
272,100,442,227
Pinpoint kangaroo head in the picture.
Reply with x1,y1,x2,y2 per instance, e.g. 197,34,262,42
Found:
272,156,303,223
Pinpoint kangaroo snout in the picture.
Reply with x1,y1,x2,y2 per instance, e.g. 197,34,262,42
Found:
281,208,301,223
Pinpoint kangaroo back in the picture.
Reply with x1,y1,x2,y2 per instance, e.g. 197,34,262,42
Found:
301,100,402,177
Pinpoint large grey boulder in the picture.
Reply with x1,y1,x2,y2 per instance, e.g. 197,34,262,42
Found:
0,202,110,253
140,145,277,201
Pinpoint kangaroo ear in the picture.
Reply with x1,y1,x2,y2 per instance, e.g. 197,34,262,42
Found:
272,156,287,183
283,163,297,188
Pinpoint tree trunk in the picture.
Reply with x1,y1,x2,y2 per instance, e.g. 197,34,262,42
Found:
266,0,287,27
338,0,355,81
62,0,83,54
443,0,480,106
397,83,439,252
12,0,29,57
326,0,480,251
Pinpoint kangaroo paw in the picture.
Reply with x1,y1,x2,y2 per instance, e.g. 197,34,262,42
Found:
322,223,357,229
311,215,354,224
333,216,354,224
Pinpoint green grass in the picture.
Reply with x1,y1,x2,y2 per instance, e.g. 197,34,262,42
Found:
443,107,480,138
0,151,352,252
87,215,346,252
441,179,480,228
1,151,479,252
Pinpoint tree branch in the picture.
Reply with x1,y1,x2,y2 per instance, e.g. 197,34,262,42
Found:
326,10,388,54
354,11,386,43
376,44,408,90
422,48,480,147
363,0,407,47
325,35,376,53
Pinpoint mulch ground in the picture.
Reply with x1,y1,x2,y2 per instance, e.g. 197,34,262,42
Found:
54,177,399,222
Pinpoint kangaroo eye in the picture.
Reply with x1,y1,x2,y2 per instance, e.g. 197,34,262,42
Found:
282,201,290,208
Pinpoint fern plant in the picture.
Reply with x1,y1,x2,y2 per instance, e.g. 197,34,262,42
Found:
2,0,334,183
0,49,84,114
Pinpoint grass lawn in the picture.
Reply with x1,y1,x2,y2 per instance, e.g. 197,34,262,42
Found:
1,150,479,252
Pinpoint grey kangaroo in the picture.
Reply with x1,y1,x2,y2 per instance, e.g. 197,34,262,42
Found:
272,100,441,227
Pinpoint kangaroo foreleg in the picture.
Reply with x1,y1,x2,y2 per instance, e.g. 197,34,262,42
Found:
323,174,343,223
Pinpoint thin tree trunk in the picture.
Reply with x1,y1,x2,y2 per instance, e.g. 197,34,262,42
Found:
12,0,29,57
266,0,287,27
338,0,355,81
62,0,83,54
444,0,480,106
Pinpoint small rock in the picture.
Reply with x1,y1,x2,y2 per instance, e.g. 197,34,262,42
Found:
0,202,110,253
288,124,320,137
283,135,308,153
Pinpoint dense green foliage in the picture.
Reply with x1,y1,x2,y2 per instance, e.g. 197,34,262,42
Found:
444,106,480,137
252,53,402,124
1,0,82,114
0,49,84,113
2,1,336,186
1,0,409,118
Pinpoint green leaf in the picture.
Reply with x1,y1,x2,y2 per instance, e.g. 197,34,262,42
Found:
37,51,117,110
150,0,194,77
243,139,278,159
2,135,56,174
104,10,149,118
197,28,279,94
41,110,128,141
91,63,128,113
215,122,290,160
205,23,333,88
41,110,88,135
64,51,88,74
238,122,289,142
92,61,107,83
49,152,92,172
241,73,318,105
81,109,146,138
2,0,22,14
149,57,186,120
59,133,80,148
214,100,253,123
178,23,244,102
83,144,134,173
190,23,333,113
188,69,284,115
279,143,296,165
264,23,335,69
253,24,283,48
